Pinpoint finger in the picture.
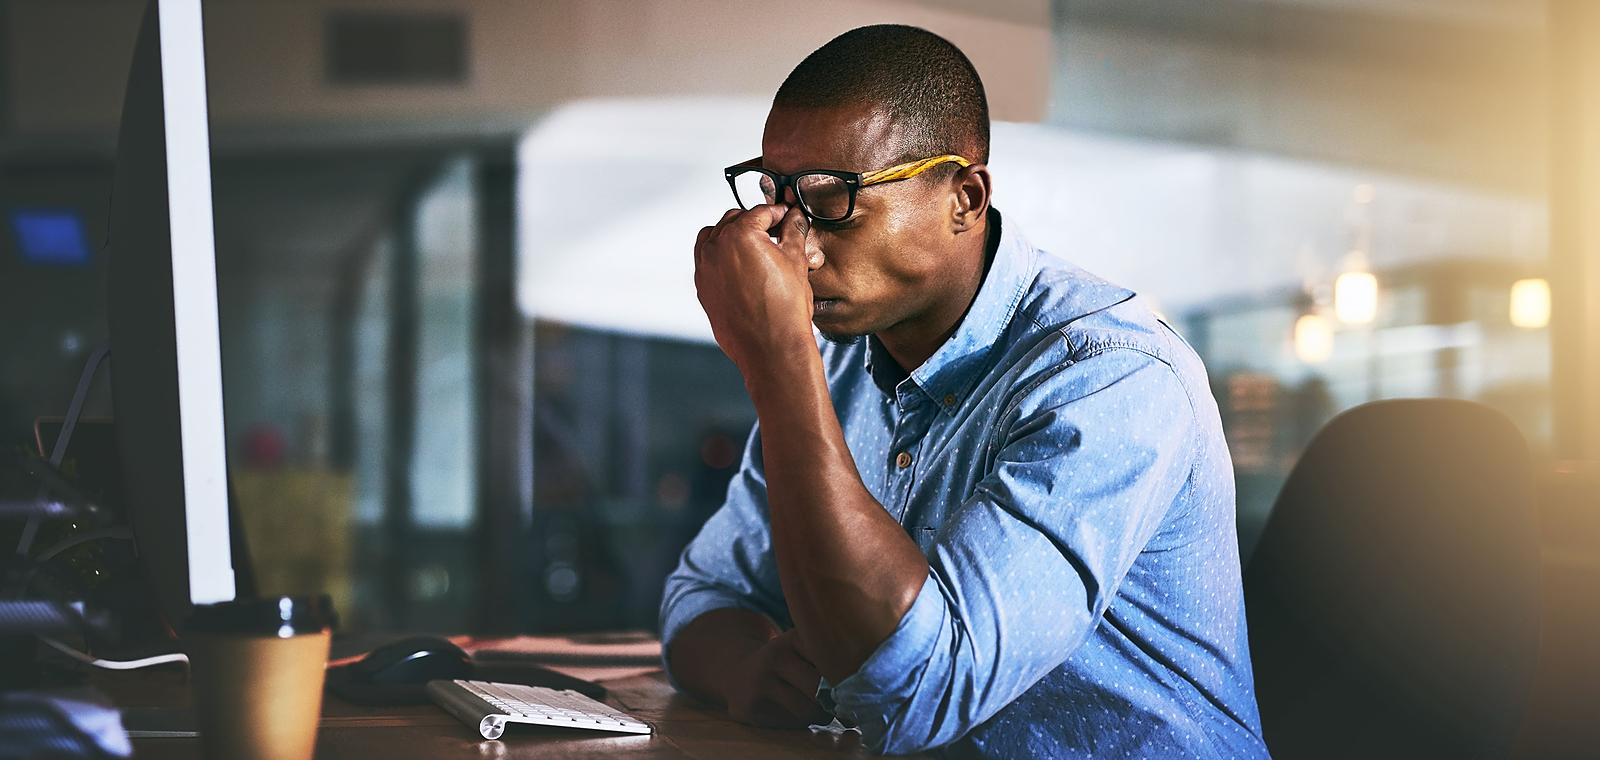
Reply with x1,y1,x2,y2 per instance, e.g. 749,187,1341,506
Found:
771,644,822,698
717,207,744,226
774,204,810,261
695,225,715,262
774,628,819,668
735,203,790,234
762,677,830,726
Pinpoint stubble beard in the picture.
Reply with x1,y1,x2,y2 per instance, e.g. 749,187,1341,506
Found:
817,329,864,347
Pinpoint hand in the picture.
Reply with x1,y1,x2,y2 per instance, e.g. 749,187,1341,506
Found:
694,204,818,374
720,628,831,729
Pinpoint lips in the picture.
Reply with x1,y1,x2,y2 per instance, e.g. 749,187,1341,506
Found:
812,298,843,319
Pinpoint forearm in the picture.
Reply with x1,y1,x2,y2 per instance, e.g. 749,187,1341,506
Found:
666,607,781,705
743,341,929,682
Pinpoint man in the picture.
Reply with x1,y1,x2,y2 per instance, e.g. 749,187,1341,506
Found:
662,25,1268,758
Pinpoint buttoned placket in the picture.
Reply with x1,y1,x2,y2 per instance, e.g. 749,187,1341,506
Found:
885,382,934,523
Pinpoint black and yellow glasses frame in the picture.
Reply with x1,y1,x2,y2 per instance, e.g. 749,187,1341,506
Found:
723,154,972,223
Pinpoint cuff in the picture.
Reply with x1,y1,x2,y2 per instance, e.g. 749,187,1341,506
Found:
830,572,950,751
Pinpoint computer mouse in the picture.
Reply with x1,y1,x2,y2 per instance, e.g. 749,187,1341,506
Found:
350,635,473,686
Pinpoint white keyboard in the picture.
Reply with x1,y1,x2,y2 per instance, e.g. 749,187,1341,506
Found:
426,679,653,740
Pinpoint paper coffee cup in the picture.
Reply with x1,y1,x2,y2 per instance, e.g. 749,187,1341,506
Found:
185,595,336,760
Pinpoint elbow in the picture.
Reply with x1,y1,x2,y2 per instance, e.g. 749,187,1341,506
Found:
831,573,975,754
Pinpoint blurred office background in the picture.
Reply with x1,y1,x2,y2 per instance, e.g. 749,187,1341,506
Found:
1,0,1596,695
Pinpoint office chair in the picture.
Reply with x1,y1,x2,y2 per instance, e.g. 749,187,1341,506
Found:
1244,399,1540,759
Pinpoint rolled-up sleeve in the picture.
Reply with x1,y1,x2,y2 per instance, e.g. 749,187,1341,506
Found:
659,423,789,679
832,348,1197,755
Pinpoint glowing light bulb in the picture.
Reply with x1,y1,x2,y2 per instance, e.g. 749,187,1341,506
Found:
1294,314,1334,364
1509,278,1550,329
1334,271,1378,325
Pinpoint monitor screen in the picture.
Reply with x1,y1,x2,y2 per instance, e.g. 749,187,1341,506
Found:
108,0,238,625
10,209,92,267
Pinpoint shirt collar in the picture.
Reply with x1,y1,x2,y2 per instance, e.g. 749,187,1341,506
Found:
863,208,1137,415
920,208,1039,414
863,208,1034,414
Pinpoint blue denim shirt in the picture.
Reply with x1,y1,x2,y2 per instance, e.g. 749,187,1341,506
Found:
661,211,1268,758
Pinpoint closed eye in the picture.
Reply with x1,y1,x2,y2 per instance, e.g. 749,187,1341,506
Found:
813,217,855,233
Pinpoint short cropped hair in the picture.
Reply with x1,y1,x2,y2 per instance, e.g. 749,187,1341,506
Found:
773,25,990,166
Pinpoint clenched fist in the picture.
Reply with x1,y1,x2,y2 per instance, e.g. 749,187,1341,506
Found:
693,203,823,375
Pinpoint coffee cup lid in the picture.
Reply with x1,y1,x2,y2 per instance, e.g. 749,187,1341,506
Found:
187,595,337,637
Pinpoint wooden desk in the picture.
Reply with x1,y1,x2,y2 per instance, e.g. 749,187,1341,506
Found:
92,666,918,759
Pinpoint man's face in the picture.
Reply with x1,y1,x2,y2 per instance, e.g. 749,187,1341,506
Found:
760,102,961,342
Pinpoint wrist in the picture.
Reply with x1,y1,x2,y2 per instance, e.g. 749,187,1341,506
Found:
740,332,822,402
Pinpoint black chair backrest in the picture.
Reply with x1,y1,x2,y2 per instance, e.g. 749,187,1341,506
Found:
1245,399,1540,759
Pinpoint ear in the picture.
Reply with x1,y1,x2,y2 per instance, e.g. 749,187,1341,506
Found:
949,163,992,233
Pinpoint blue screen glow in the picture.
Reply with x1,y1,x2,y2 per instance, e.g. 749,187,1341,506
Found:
11,209,92,266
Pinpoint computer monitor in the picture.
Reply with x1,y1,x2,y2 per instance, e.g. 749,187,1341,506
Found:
106,0,238,628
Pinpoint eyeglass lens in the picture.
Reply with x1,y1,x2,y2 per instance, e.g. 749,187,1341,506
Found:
731,171,852,221
731,172,778,209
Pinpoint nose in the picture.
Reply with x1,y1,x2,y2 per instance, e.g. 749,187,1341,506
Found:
778,187,825,270
804,230,825,271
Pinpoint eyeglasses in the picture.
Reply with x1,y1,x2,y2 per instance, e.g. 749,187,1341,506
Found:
723,154,972,223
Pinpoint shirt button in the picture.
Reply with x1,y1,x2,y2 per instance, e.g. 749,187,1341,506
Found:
895,452,913,469
942,393,957,408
